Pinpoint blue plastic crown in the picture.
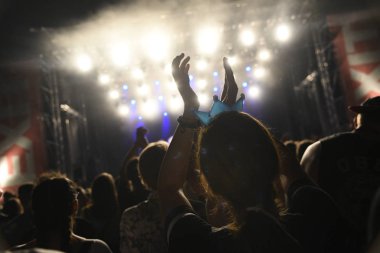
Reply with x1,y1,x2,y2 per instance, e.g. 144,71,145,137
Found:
194,94,245,125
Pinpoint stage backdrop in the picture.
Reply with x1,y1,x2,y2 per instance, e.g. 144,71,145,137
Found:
0,61,47,195
328,8,380,107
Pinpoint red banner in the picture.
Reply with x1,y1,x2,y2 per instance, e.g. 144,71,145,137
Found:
0,61,47,195
328,9,380,105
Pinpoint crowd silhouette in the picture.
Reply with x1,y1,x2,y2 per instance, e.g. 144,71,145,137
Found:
0,53,379,253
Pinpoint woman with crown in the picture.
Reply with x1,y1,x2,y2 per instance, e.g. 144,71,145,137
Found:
157,54,351,253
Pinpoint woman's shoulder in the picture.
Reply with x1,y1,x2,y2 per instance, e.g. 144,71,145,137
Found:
73,235,112,253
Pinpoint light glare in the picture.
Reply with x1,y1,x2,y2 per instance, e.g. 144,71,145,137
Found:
109,89,120,100
98,74,111,85
275,24,291,42
196,26,221,54
75,54,93,72
248,86,261,98
258,49,271,61
118,105,129,116
240,30,255,46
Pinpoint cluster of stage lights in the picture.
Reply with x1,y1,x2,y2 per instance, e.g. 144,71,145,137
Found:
73,24,292,120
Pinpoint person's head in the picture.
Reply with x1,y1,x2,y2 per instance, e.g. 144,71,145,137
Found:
296,139,314,161
32,176,77,250
18,183,35,212
91,172,119,217
138,141,168,190
350,96,380,130
198,111,283,224
3,197,23,218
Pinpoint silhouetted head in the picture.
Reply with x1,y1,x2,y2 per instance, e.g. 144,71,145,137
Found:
32,176,77,250
3,197,23,218
18,183,35,212
198,111,282,222
138,141,168,190
91,173,119,218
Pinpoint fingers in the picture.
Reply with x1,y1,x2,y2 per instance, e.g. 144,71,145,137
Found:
172,53,185,72
179,56,190,71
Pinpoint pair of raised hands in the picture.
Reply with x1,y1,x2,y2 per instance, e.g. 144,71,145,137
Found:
171,53,239,117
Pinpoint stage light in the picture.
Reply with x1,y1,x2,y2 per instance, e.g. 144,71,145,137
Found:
197,79,207,90
196,59,208,71
198,93,209,106
98,74,111,85
189,74,194,81
213,71,218,77
163,112,168,117
144,31,170,61
245,66,252,72
122,84,128,90
155,80,160,86
227,56,238,66
258,49,271,61
110,43,129,67
253,67,267,79
132,68,144,80
196,26,221,54
213,87,218,92
137,84,150,96
109,89,120,100
158,95,164,101
141,100,159,119
248,86,261,98
138,116,143,120
168,81,177,91
275,24,291,42
242,82,248,88
75,54,93,72
131,99,136,105
168,96,182,112
117,104,129,116
240,30,255,46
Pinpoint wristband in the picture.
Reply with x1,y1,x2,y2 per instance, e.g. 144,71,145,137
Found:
177,116,200,129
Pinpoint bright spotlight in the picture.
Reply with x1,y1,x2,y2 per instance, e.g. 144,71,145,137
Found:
144,31,170,61
110,43,129,67
198,93,209,106
168,96,183,112
258,49,271,61
75,54,93,72
196,26,221,54
118,104,129,116
240,30,255,46
196,59,208,71
141,100,159,119
132,68,144,80
253,67,267,79
98,74,111,85
108,89,120,100
137,84,150,96
197,79,207,90
168,82,177,91
275,24,291,42
248,86,261,98
226,56,238,66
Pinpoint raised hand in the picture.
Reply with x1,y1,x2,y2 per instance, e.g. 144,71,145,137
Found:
221,57,238,106
172,53,200,114
135,126,148,149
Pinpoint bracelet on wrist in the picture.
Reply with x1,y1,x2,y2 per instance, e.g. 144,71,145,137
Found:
177,116,200,129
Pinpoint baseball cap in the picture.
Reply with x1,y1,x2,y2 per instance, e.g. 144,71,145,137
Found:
349,96,380,114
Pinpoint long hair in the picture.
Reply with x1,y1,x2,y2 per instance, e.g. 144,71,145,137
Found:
91,173,119,219
32,177,77,251
198,111,285,228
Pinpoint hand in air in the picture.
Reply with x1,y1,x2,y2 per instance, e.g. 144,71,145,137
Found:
135,127,148,148
172,53,200,113
221,57,238,106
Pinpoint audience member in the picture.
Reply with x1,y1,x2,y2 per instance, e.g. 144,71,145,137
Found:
83,173,120,253
1,183,35,247
12,176,112,253
158,54,352,253
117,127,150,212
120,141,169,253
301,96,380,249
296,139,314,161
